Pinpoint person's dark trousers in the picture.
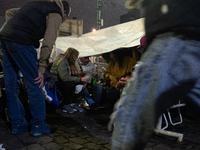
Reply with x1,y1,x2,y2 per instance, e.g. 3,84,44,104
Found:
0,40,46,126
92,83,102,103
106,87,120,104
56,80,76,107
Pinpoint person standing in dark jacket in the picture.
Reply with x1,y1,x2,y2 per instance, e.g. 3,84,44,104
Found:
0,0,70,136
109,0,200,149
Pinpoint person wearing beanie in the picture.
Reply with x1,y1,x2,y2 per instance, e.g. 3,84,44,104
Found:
137,36,147,54
0,0,70,136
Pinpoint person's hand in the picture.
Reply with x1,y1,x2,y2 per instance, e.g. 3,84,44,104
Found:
34,72,44,88
115,76,132,90
79,70,86,77
120,76,131,82
115,80,126,91
81,76,89,83
112,77,118,82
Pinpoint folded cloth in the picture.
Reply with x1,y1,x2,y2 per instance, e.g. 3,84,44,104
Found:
75,84,83,94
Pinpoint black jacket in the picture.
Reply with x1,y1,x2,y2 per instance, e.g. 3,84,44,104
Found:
0,1,62,48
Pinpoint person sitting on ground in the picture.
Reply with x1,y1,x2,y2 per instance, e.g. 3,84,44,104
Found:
50,47,88,113
78,57,103,108
105,50,133,106
115,36,147,91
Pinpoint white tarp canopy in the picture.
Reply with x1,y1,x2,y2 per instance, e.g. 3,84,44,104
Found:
55,18,145,57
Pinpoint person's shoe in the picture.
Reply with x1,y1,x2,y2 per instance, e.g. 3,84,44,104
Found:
95,102,106,109
78,98,89,108
70,103,84,112
62,109,68,113
12,123,28,135
30,123,57,136
63,105,75,113
69,103,77,112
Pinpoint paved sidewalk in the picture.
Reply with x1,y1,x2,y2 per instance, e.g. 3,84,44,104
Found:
1,108,200,150
0,109,112,150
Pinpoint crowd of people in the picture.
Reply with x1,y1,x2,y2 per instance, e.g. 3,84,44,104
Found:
1,1,200,150
47,44,144,113
0,0,145,136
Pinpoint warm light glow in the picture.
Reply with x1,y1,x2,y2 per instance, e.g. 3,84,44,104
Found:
92,29,96,32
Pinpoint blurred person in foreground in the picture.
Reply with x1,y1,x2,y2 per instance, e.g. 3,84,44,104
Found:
109,0,200,149
0,0,70,136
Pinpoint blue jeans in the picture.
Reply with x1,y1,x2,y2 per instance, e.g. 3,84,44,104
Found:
0,40,46,126
92,83,102,102
83,83,102,106
110,33,200,150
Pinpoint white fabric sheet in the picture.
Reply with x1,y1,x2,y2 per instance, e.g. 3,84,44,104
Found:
55,18,145,57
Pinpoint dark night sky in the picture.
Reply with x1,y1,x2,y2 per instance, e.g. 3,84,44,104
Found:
0,0,128,34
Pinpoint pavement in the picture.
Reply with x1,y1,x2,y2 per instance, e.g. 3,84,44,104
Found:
1,107,200,150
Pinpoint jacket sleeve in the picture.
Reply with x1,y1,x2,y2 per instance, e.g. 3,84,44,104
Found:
5,8,20,20
105,63,114,81
125,0,144,9
57,60,81,83
38,13,62,74
85,62,96,78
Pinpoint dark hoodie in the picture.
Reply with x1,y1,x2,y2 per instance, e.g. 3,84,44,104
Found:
143,0,200,44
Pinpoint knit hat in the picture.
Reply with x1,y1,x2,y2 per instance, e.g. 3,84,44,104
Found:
137,36,146,49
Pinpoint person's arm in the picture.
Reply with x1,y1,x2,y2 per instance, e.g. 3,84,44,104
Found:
115,76,132,90
5,8,20,20
38,13,62,74
57,60,81,83
125,0,144,9
85,62,96,79
91,63,96,77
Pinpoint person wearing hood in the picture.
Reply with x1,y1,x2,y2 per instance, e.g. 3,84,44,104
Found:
0,0,70,136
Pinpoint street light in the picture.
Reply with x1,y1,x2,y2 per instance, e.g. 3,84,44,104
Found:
92,28,97,32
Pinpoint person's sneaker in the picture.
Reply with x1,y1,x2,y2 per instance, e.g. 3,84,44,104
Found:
63,105,75,113
12,123,28,135
69,103,77,112
70,103,84,113
78,98,89,108
30,123,57,136
62,109,68,113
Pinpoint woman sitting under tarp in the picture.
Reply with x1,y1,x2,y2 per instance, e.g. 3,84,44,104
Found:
50,47,89,113
104,49,134,106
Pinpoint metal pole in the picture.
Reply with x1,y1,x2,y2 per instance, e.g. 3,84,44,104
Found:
97,0,102,30
96,0,102,74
